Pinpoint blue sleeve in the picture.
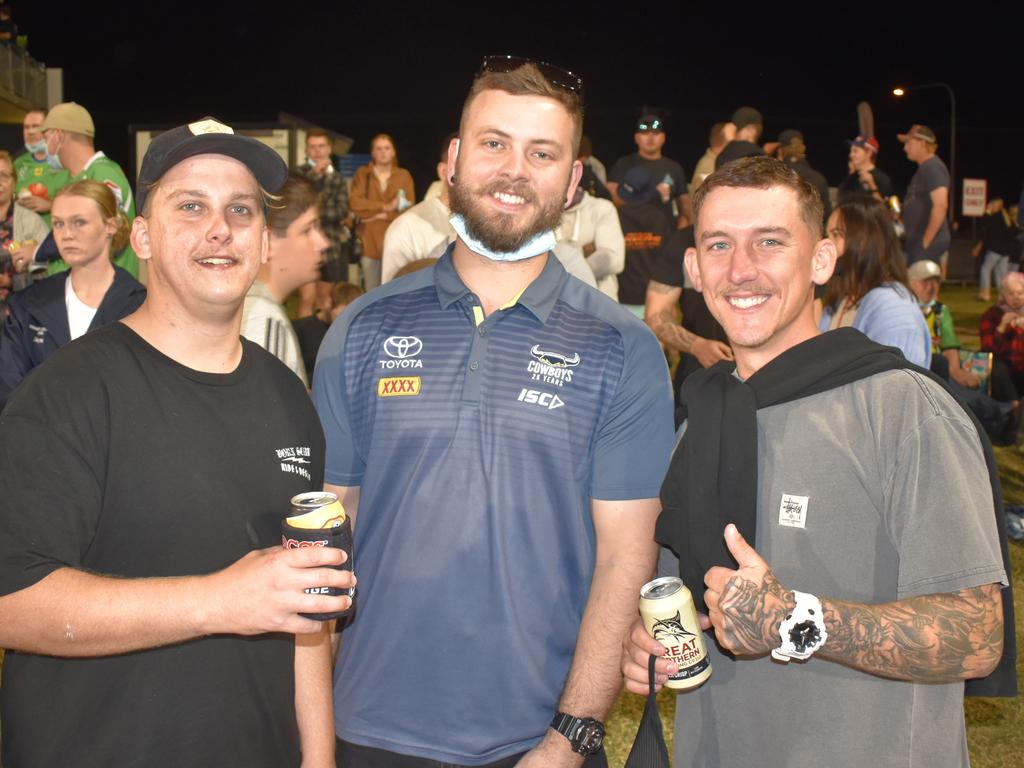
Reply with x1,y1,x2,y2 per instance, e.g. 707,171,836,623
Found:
854,286,932,368
311,305,365,487
0,298,34,409
590,322,674,500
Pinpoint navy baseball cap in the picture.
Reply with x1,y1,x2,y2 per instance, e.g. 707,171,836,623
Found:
136,117,288,213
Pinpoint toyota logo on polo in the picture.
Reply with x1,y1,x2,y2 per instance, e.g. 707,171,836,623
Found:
384,336,423,359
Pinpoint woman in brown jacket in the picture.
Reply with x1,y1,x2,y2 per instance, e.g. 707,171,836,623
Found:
350,133,415,290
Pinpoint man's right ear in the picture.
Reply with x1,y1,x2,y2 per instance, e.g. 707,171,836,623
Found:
684,246,702,292
446,138,460,185
130,216,152,261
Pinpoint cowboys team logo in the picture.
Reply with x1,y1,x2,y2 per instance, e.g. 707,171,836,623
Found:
527,344,579,387
380,336,423,369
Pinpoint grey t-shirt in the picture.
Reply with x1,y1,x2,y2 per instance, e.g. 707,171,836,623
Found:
663,369,1005,768
903,156,951,263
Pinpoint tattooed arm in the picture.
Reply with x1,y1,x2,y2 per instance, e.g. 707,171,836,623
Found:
644,280,733,367
704,525,1003,683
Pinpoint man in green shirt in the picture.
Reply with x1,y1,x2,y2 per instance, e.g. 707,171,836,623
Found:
13,107,70,228
41,102,137,277
908,259,976,387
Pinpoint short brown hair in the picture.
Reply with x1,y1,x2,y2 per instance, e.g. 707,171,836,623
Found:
331,281,364,308
54,179,131,254
306,128,330,143
693,155,824,239
0,149,13,168
460,63,584,157
267,173,320,237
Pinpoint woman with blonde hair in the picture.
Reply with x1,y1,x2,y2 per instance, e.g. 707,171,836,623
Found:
0,179,145,408
350,133,414,291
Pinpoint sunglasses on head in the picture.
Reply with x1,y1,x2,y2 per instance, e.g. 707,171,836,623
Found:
477,55,584,99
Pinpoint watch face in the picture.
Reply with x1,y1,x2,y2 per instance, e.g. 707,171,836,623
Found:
575,720,604,754
790,620,822,653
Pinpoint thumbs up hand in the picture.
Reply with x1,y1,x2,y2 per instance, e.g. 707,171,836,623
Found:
703,524,796,656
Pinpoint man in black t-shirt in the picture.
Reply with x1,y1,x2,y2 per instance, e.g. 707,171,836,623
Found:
837,134,893,203
0,119,354,768
716,106,766,169
616,165,672,312
899,124,951,264
644,225,731,424
769,129,832,225
608,114,689,228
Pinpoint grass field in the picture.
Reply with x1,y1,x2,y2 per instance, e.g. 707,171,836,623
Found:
604,283,1024,767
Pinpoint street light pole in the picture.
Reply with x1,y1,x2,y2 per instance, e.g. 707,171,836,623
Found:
892,82,957,222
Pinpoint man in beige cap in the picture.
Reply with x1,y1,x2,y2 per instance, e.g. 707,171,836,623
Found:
42,101,137,276
899,124,950,266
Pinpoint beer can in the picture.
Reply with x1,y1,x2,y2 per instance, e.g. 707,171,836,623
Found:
639,576,711,690
281,492,355,620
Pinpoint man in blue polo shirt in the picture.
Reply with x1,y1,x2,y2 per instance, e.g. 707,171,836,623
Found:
313,58,674,767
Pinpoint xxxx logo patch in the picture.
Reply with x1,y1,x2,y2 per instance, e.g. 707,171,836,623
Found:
378,376,421,397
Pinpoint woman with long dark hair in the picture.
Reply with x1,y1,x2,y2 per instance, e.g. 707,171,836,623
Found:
820,196,930,366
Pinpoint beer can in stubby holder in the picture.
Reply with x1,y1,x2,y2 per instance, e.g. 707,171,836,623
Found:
281,492,355,620
639,576,711,690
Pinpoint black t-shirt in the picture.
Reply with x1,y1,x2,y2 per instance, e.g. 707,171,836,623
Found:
787,158,832,225
610,153,687,223
903,155,951,261
292,314,331,380
837,167,894,203
617,202,671,305
649,228,728,399
715,140,765,169
0,323,325,768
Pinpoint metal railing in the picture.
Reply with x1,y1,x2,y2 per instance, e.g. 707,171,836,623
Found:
0,43,47,105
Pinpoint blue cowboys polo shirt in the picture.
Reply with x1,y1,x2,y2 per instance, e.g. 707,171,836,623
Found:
312,246,673,764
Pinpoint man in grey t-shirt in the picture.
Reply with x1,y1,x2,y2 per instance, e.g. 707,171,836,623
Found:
623,156,1007,768
900,124,951,264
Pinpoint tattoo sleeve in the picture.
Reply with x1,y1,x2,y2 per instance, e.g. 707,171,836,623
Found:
819,584,1003,682
646,282,699,354
717,571,795,656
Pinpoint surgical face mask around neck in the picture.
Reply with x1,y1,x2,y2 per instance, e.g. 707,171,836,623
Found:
25,139,47,155
449,213,556,263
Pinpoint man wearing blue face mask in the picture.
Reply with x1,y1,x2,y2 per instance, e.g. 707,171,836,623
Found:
312,56,674,768
40,102,137,277
13,107,70,228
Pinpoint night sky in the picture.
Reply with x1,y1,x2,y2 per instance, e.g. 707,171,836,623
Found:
12,3,1021,207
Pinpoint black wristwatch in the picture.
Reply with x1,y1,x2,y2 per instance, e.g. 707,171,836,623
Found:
550,712,604,756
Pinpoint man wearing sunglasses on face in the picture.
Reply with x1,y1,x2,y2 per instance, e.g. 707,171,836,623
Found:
313,56,673,768
608,114,690,229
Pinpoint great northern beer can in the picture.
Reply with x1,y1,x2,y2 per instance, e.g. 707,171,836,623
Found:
282,492,355,620
639,576,711,690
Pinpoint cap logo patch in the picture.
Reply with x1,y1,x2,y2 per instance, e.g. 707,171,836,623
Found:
188,119,234,136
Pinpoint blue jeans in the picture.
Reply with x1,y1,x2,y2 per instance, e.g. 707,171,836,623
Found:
980,250,1010,294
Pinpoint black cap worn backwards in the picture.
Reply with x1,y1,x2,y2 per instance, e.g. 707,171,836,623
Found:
136,117,288,213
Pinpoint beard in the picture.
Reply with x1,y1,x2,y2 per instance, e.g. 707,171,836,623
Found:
448,176,566,254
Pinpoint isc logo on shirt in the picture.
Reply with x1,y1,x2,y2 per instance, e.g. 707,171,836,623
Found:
517,388,564,410
378,377,421,397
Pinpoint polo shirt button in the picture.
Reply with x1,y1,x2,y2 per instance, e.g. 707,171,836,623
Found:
469,361,479,371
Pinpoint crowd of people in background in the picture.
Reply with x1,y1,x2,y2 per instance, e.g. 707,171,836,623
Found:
1,100,1022,430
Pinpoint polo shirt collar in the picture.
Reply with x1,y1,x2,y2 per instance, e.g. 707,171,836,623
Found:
434,243,568,324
